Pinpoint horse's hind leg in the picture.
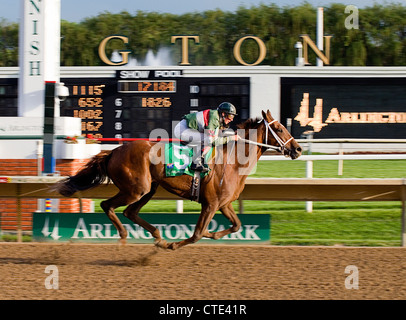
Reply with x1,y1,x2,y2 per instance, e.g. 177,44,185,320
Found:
203,202,241,240
123,183,166,247
101,191,137,244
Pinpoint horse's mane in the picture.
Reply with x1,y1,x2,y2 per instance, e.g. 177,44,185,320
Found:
236,117,263,130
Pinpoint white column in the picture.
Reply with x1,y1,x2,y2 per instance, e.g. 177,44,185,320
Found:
316,7,324,67
306,160,313,213
18,0,61,117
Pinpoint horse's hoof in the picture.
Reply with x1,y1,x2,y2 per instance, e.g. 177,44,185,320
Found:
167,242,178,250
154,239,167,249
119,238,127,246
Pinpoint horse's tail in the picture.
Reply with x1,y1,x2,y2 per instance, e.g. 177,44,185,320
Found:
56,150,112,197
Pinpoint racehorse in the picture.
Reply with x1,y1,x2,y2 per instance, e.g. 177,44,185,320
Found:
57,110,302,250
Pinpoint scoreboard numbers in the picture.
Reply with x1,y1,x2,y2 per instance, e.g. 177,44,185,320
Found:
61,71,250,140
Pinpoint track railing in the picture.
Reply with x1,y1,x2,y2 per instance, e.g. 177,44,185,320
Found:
1,176,406,245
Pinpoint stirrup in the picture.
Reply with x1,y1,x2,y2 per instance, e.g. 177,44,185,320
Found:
191,157,209,173
190,163,209,173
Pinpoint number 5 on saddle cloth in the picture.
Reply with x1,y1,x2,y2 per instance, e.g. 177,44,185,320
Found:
165,143,213,178
165,143,214,201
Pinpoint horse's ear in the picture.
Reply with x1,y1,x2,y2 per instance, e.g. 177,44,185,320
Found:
261,110,267,119
267,110,273,118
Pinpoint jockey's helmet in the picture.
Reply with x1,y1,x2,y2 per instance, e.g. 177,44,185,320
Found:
217,102,238,116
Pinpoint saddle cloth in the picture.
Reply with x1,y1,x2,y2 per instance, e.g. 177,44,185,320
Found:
165,143,213,178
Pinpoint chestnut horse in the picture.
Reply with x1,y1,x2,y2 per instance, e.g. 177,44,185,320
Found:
57,110,302,250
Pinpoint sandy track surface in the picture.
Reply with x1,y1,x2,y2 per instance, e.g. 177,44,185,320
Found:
0,243,405,300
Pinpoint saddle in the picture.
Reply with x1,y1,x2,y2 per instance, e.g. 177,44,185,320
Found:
165,143,213,202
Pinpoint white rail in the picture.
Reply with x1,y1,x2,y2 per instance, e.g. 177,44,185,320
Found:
296,139,406,144
260,154,406,161
259,148,406,213
294,138,406,154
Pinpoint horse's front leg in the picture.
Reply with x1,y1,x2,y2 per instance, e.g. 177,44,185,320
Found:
166,203,217,250
203,202,241,240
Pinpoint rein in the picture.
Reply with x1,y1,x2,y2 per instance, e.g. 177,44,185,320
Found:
238,138,281,151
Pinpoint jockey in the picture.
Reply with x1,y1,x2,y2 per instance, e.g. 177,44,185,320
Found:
174,102,240,173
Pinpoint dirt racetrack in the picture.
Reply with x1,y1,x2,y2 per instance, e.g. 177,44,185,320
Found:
0,243,405,300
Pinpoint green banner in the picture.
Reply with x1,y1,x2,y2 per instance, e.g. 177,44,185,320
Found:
33,213,270,244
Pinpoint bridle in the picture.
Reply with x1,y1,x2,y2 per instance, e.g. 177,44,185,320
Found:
219,117,295,186
239,118,293,153
263,119,294,152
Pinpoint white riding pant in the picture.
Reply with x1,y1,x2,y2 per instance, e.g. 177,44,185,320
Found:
174,120,211,161
174,119,204,145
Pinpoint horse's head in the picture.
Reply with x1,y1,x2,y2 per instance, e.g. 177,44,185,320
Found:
261,110,302,160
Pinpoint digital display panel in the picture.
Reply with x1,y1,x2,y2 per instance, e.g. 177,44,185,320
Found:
118,81,176,93
65,84,107,138
60,72,250,140
281,78,406,139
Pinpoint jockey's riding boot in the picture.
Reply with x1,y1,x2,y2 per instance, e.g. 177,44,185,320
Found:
191,156,209,173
